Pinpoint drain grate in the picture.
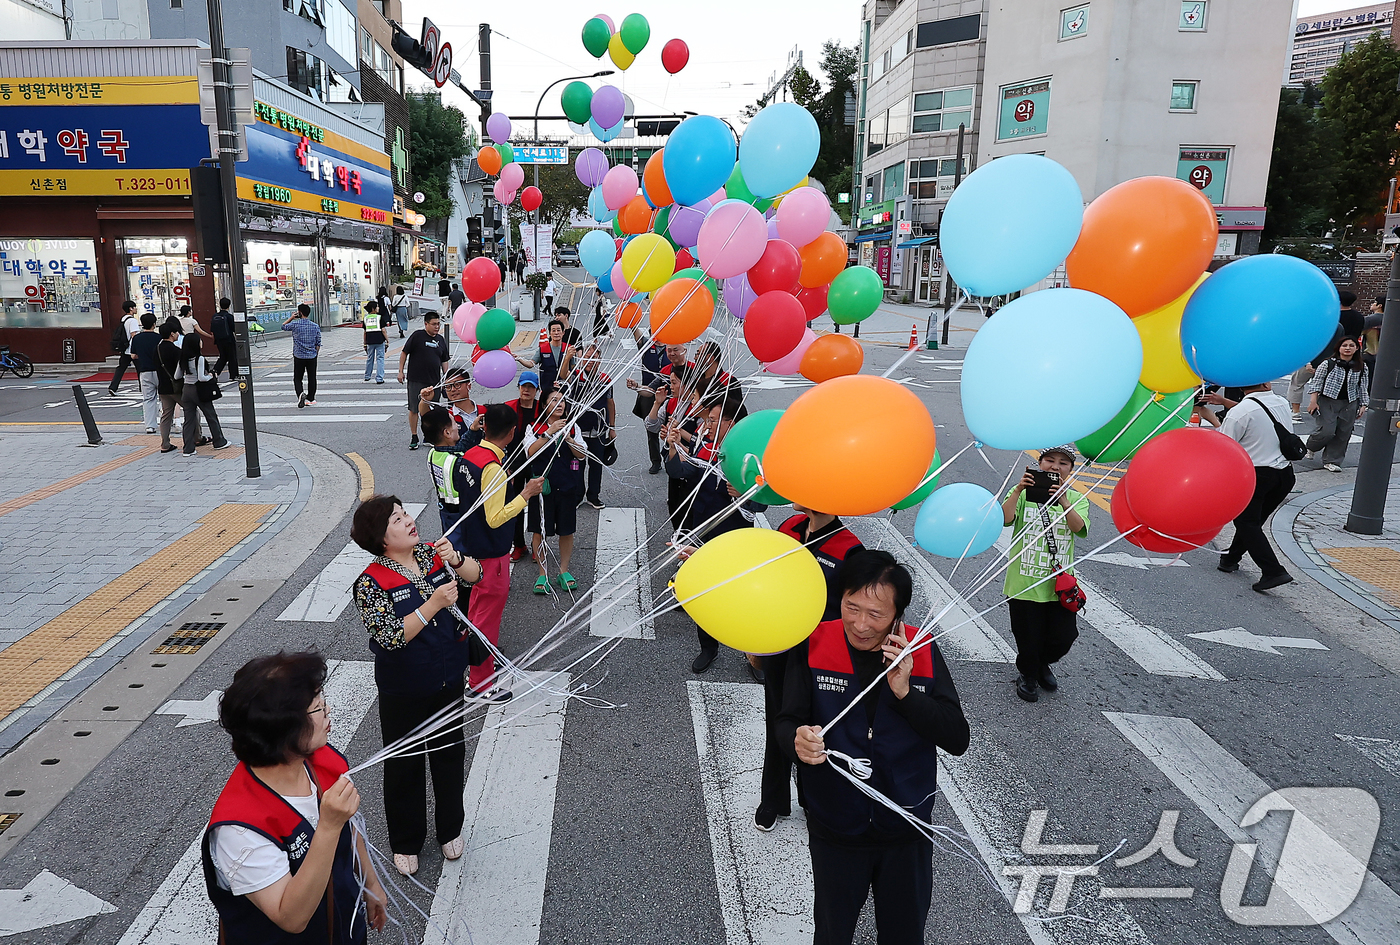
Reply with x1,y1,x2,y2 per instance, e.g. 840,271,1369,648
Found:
151,622,227,655
0,813,19,835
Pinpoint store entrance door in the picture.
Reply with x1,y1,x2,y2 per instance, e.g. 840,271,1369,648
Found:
118,237,191,323
915,245,941,303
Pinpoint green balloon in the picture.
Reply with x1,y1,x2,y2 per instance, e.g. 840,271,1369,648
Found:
892,449,942,510
476,308,515,351
611,215,623,238
654,206,678,250
724,164,773,212
1075,383,1194,463
561,81,594,125
719,409,790,506
581,17,611,58
671,267,719,302
827,266,883,324
494,143,514,167
619,13,651,55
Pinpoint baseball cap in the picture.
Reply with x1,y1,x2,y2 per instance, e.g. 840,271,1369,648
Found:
519,371,540,389
1039,445,1076,464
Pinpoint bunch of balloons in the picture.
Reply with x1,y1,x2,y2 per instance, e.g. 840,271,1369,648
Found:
581,13,649,70
474,113,529,207
1110,428,1255,551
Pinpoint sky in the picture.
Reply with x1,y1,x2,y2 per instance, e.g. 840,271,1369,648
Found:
1297,0,1385,14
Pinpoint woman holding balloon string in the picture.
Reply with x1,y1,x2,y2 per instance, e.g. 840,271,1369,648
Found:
516,317,574,402
523,390,590,593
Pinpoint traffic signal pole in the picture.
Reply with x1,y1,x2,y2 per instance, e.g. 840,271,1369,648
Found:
1345,234,1400,533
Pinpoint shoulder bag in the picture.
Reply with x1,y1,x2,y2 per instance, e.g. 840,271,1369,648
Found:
1245,395,1307,462
1036,501,1087,613
194,357,222,402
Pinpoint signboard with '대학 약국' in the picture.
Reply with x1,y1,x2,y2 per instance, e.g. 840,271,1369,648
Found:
997,78,1050,141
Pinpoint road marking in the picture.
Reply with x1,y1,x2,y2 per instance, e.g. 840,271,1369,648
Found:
153,691,222,727
346,451,375,501
221,414,393,424
1187,628,1328,655
264,369,382,377
688,681,813,944
0,445,158,519
1075,581,1225,679
1084,552,1190,570
1336,734,1400,779
116,660,378,945
1106,712,1399,945
277,504,426,622
253,399,408,408
590,508,655,639
423,673,569,945
0,870,116,937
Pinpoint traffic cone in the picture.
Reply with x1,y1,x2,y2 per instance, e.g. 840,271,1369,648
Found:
1189,408,1201,426
908,325,918,350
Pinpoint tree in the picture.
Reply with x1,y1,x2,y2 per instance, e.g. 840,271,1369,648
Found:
533,163,591,232
1263,83,1335,248
789,65,821,111
407,92,471,222
1320,31,1400,227
810,41,858,195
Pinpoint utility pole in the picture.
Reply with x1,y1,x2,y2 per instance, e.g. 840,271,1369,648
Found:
205,0,259,477
1345,224,1400,533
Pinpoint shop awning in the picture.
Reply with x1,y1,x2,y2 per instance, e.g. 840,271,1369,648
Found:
896,236,935,248
854,229,892,243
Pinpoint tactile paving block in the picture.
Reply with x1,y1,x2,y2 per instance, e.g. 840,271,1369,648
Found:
1321,546,1400,606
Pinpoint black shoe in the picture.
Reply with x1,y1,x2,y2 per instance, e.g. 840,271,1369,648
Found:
1038,665,1059,691
648,462,662,475
691,648,718,674
1253,572,1294,593
586,496,605,510
747,662,765,684
297,391,307,408
1217,557,1240,574
409,435,420,451
485,687,513,703
754,805,787,832
160,444,178,453
107,387,118,396
196,436,212,447
1015,674,1040,703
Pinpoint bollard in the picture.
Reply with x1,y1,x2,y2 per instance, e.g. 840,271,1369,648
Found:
73,384,103,446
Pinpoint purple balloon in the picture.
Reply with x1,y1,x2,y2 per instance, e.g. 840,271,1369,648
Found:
576,148,609,188
475,349,519,389
668,199,711,248
486,112,511,144
766,216,780,240
591,84,625,129
723,274,757,320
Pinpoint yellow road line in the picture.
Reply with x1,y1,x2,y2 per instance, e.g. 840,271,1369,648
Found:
346,451,374,501
0,446,159,518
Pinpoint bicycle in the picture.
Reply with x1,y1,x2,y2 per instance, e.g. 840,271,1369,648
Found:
0,345,33,378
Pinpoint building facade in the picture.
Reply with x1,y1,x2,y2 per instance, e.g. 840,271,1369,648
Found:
1289,2,1394,85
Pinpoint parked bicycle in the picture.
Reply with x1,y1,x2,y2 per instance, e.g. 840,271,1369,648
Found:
0,345,34,378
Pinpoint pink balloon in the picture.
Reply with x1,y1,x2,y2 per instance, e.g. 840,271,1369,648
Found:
500,162,525,191
697,201,767,280
707,187,728,206
763,328,817,375
453,301,485,345
610,260,638,300
475,349,518,388
602,164,639,211
595,13,615,30
775,186,831,249
492,179,510,203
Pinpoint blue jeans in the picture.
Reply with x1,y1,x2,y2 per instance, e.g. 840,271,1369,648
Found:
364,342,386,381
395,308,408,335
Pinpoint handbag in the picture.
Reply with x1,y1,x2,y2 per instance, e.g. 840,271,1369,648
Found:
193,356,222,402
1037,502,1087,613
1246,395,1307,462
631,388,655,419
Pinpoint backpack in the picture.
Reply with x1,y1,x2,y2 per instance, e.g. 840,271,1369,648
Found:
111,317,131,353
1246,396,1308,462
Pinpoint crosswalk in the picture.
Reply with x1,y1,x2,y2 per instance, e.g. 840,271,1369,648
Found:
276,504,428,622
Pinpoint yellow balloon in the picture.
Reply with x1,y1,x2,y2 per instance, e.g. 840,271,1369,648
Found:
620,233,676,292
674,528,826,655
608,33,636,70
1135,273,1207,394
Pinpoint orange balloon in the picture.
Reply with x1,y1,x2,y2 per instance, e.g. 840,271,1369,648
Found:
799,333,864,383
477,148,502,176
649,277,714,344
618,195,655,235
615,300,644,329
765,375,935,516
798,231,848,288
643,150,673,207
1064,176,1219,317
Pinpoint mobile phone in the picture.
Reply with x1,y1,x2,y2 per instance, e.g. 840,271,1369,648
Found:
1025,467,1060,504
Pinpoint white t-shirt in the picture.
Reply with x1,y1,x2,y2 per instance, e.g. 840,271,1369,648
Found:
178,314,198,336
545,280,557,297
1219,392,1293,469
211,773,320,896
123,314,140,353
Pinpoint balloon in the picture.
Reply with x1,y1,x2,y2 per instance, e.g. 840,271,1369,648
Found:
827,266,882,324
492,179,513,204
615,300,644,329
499,162,524,192
763,328,816,375
485,112,511,144
1180,255,1340,387
913,483,1003,558
767,216,781,241
477,148,502,176
674,247,694,272
643,151,673,208
619,12,651,55
663,116,737,207
474,308,515,351
765,375,936,516
578,229,616,277
649,277,714,343
795,284,828,322
596,266,614,295
672,267,719,304
724,164,773,212
774,186,830,248
673,528,826,656
591,84,625,128
561,81,593,124
744,291,806,361
719,410,791,505
661,38,689,74
939,154,1084,297
452,301,485,345
608,32,636,70
617,194,654,235
595,14,615,30
697,201,767,279
800,332,864,383
575,147,609,188
1135,275,1206,393
588,186,616,223
1075,384,1194,463
798,232,847,288
1109,482,1219,554
739,102,820,199
961,288,1142,450
520,186,542,213
474,349,518,389
602,164,638,212
494,143,514,166
891,450,942,511
581,16,611,58
462,256,502,304
590,116,624,142
614,237,625,260
609,260,638,301
747,240,802,295
652,205,676,247
1065,176,1218,316
1121,427,1255,539
621,233,676,292
667,200,710,248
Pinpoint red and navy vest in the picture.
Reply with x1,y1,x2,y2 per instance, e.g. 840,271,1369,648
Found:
360,552,469,695
778,515,864,622
529,420,586,495
201,746,365,945
458,445,515,559
803,619,941,838
537,342,565,392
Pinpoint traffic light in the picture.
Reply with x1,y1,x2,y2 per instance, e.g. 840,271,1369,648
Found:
467,217,482,256
190,165,228,265
390,27,433,71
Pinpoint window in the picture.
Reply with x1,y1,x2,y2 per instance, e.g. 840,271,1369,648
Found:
286,0,323,26
1179,1,1207,31
916,14,981,48
1170,81,1197,111
0,238,102,329
872,52,885,82
171,0,183,8
329,71,362,104
912,87,974,134
361,26,374,64
882,163,905,206
101,0,118,18
286,47,329,101
867,109,887,155
907,158,967,200
323,0,358,68
886,96,910,148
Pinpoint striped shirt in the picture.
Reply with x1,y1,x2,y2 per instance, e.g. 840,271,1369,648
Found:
1306,358,1368,403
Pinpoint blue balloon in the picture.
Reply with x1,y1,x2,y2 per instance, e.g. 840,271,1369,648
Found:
1181,255,1340,387
588,185,616,224
738,102,820,199
940,154,1084,296
578,229,616,277
596,266,613,295
663,115,736,206
913,483,1004,558
589,117,624,142
962,288,1141,450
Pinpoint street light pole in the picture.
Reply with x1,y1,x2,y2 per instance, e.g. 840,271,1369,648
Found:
1345,228,1400,533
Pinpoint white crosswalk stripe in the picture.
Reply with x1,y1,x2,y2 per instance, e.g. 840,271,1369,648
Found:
590,508,655,639
222,414,394,424
1336,734,1400,778
277,504,427,622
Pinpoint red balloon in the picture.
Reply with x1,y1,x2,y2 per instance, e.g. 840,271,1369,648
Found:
661,38,690,75
795,284,829,322
744,291,806,362
1109,484,1219,554
470,344,486,363
674,246,695,272
747,239,802,295
520,186,542,213
1121,428,1255,536
462,256,502,303
614,237,625,261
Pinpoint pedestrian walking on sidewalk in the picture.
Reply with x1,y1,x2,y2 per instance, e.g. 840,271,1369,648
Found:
1305,336,1369,472
107,300,140,394
362,300,389,384
210,298,239,381
544,277,557,313
155,319,184,453
282,304,322,408
437,277,453,322
399,311,450,450
393,286,408,338
129,313,161,433
178,334,228,454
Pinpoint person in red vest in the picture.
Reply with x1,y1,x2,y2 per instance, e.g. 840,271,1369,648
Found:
755,505,864,831
778,551,969,945
203,651,387,942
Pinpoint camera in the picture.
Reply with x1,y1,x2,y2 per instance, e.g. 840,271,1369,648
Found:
1025,467,1060,504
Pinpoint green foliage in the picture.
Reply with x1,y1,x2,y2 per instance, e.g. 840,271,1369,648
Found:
789,65,821,111
811,41,858,195
1319,32,1400,226
535,163,591,232
1263,83,1334,248
407,93,471,223
555,228,588,246
524,271,550,291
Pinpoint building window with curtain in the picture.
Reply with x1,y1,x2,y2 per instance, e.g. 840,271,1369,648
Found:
912,87,974,134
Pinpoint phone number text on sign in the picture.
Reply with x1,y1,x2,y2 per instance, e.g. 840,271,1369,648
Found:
114,174,190,192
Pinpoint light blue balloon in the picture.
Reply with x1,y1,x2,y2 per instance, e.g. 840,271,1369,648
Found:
596,266,613,295
1181,255,1339,387
589,117,624,142
961,288,1141,450
940,154,1084,296
578,229,616,277
913,483,1004,558
738,102,820,199
588,185,616,224
663,115,736,206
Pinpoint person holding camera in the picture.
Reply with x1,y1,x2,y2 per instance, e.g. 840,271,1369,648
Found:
1001,446,1090,704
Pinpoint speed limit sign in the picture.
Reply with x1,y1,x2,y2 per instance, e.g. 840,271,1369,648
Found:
433,42,452,89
